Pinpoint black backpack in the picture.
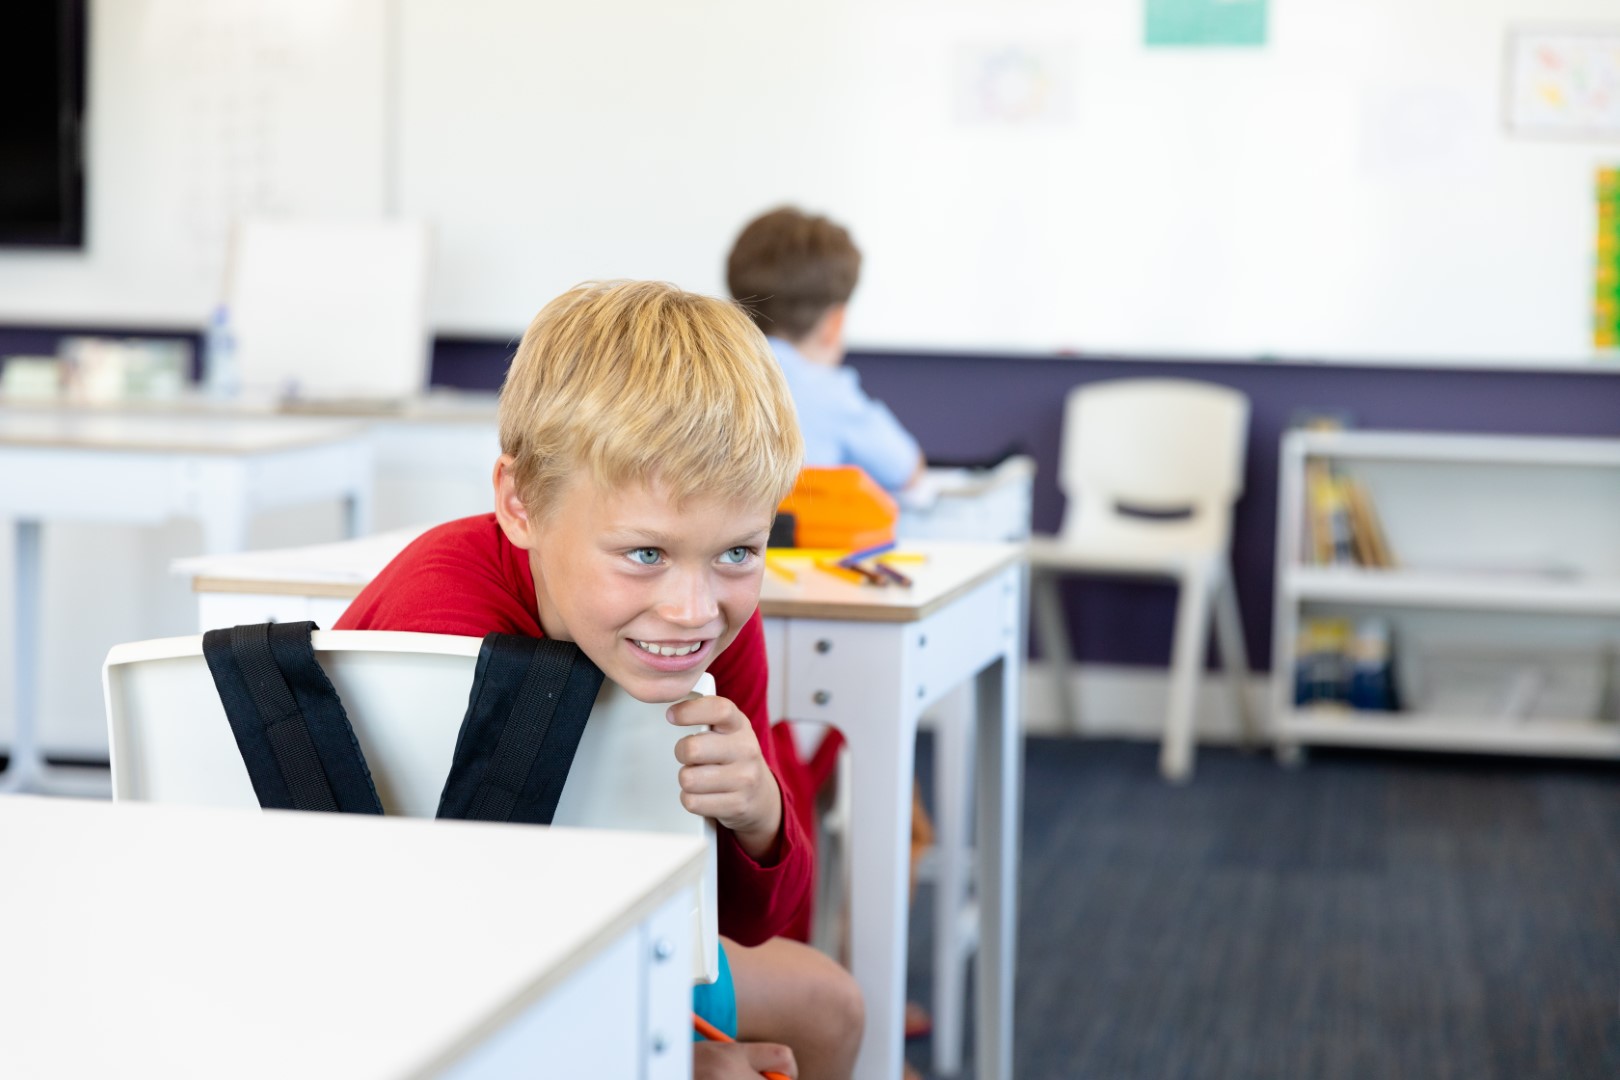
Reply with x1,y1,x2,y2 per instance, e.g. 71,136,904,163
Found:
200,620,603,825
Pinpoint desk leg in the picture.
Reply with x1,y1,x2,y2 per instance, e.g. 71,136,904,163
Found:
975,653,1021,1080
344,484,373,540
833,635,916,1080
931,683,975,1077
1,520,43,793
0,520,106,797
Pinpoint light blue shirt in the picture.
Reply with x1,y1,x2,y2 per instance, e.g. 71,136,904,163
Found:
768,337,921,492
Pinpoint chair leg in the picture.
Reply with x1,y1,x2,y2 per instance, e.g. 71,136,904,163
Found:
1212,564,1261,747
1162,569,1214,783
1030,572,1080,732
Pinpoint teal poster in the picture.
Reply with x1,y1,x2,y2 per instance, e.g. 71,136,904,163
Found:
1145,0,1268,47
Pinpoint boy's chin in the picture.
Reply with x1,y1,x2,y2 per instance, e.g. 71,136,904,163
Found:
612,667,706,704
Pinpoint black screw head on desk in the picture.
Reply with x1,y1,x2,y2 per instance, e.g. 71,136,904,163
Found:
816,639,832,654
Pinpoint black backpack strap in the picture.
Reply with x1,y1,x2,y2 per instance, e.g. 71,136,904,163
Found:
436,633,604,825
201,621,384,815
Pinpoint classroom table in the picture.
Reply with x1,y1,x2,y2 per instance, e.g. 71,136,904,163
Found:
759,544,1025,1080
182,537,1027,1080
0,409,373,795
0,795,704,1079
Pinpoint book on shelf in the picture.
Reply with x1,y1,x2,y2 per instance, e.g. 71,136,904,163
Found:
1302,460,1395,569
1294,616,1399,712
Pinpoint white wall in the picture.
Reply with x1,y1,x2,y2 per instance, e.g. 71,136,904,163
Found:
401,0,1616,364
0,0,1614,365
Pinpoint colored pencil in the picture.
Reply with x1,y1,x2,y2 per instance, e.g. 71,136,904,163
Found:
871,560,913,587
692,1012,793,1080
813,559,867,585
763,556,798,582
836,539,897,567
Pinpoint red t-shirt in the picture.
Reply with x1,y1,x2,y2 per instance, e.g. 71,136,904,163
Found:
335,513,810,946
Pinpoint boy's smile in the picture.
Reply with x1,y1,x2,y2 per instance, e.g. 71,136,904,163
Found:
496,462,773,702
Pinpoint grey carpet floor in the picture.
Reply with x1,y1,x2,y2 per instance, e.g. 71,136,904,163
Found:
902,737,1620,1080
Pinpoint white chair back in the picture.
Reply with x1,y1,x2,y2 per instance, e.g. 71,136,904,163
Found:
1058,378,1250,552
103,630,719,982
229,218,432,402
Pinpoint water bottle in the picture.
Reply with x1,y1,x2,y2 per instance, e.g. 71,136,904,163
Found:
204,304,239,399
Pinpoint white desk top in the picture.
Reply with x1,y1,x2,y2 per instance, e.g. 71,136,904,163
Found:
0,796,705,1079
0,409,367,454
0,388,499,425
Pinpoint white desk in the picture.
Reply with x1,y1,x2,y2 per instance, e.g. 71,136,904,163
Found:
0,795,703,1079
182,537,1027,1080
759,545,1024,1080
0,410,373,794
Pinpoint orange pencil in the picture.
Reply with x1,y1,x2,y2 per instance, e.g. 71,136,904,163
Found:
692,1012,793,1080
813,559,867,585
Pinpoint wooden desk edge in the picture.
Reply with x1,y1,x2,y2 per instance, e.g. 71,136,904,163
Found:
193,576,367,599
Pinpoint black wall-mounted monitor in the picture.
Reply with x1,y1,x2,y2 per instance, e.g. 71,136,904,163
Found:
0,0,86,248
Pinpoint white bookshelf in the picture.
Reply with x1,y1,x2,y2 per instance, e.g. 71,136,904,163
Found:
1272,429,1620,761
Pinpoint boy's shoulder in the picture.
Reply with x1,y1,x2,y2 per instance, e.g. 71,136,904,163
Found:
335,513,542,636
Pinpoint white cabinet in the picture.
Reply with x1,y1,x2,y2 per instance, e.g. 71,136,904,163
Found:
1271,429,1620,760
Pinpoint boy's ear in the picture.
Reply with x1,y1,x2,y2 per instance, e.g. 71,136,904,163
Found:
492,455,536,549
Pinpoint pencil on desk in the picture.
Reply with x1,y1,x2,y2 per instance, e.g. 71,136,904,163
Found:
764,556,798,583
872,560,913,587
692,1013,793,1080
845,561,889,586
814,559,868,585
837,539,896,567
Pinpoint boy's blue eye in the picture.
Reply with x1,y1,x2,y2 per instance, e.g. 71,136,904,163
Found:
627,548,662,566
719,546,752,565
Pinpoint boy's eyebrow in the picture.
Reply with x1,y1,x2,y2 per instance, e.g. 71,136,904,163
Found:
602,525,772,547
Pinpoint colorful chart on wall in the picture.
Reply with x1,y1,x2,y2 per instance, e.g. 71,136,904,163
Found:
1507,27,1620,138
1597,168,1620,350
1145,0,1267,48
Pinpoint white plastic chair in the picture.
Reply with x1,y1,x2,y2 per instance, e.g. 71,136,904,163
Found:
102,629,718,982
1025,378,1258,782
228,218,433,402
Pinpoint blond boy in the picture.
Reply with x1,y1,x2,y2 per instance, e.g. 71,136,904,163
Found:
338,281,863,1078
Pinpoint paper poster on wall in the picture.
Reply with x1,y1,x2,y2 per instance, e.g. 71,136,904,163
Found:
1145,0,1267,48
1506,28,1620,138
1597,169,1620,351
953,43,1075,127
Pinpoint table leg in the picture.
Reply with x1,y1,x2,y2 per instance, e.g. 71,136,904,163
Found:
344,483,373,539
1,520,108,798
841,652,917,1080
931,683,975,1077
975,653,1021,1080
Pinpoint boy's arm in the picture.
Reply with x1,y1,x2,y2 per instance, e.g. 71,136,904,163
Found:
838,375,924,492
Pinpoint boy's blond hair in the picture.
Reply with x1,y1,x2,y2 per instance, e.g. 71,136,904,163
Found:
499,280,803,516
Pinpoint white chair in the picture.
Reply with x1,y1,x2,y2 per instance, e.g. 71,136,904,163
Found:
228,218,433,402
102,629,718,983
1026,378,1258,782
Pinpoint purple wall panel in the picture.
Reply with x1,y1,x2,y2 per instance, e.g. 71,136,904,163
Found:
9,321,1619,671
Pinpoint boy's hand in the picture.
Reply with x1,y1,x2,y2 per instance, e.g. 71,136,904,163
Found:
692,1039,797,1079
668,695,783,860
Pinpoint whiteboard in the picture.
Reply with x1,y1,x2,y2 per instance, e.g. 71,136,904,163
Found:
396,0,1619,366
0,0,389,327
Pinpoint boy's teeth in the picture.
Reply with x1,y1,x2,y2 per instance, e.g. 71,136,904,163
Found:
637,640,700,657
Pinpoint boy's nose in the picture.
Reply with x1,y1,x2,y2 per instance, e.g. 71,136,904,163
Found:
656,571,720,627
